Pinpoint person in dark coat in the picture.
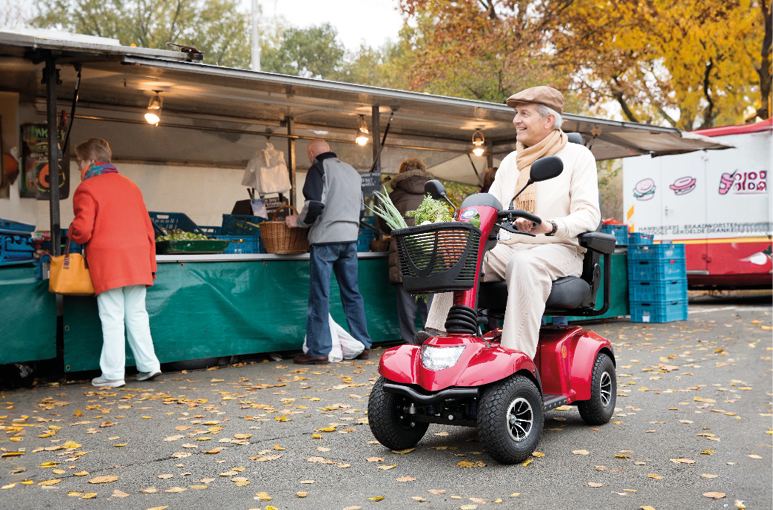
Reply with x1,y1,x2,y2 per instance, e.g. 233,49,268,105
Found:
378,158,434,344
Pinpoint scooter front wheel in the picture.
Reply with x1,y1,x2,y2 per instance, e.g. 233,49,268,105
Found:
368,377,429,450
478,374,543,464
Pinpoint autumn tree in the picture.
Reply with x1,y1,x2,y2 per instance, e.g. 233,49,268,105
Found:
31,0,252,68
396,0,571,103
548,0,771,128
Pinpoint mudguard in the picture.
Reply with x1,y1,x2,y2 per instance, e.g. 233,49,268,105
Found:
379,336,537,393
537,326,614,403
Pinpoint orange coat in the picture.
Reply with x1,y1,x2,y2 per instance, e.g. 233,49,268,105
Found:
70,172,156,295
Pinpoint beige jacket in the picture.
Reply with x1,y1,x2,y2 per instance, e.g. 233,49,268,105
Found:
488,142,600,251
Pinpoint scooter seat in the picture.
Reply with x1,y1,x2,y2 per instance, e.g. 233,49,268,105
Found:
478,276,591,313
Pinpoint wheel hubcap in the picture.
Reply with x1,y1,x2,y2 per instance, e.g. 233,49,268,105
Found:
506,397,533,442
599,371,612,407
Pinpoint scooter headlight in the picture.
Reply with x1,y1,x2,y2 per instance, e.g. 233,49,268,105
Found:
421,345,465,371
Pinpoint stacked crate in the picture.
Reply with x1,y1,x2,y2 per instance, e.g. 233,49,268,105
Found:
627,243,688,322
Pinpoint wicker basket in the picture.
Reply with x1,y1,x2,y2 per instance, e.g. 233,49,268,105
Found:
258,205,310,254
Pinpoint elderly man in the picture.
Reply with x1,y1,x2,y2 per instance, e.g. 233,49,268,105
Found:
286,139,372,364
421,86,600,359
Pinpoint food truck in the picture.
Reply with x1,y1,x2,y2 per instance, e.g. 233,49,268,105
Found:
0,29,729,374
623,119,771,288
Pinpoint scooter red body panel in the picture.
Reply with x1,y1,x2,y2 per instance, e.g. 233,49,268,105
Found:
534,326,614,403
379,326,612,401
379,335,537,392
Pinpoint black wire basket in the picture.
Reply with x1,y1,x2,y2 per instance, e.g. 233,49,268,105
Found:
392,222,481,294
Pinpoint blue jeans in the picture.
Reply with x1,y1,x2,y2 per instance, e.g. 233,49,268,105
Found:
306,243,372,358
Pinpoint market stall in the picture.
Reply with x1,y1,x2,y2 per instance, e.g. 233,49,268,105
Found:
0,29,729,372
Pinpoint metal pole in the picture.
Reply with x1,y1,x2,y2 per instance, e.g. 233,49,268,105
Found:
371,106,380,174
286,115,296,208
45,55,61,257
251,0,260,71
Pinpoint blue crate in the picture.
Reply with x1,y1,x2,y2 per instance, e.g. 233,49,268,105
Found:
628,258,686,281
0,218,35,233
601,225,629,245
630,299,688,323
149,212,204,234
357,229,375,252
221,214,267,237
628,243,685,261
214,234,264,254
628,232,654,245
0,231,35,265
629,278,688,302
198,226,222,236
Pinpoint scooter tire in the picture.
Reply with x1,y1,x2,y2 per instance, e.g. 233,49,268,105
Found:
577,352,616,425
478,374,543,464
368,377,429,450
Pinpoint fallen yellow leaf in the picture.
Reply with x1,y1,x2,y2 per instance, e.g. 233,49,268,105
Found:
647,473,663,480
89,475,119,484
704,492,726,499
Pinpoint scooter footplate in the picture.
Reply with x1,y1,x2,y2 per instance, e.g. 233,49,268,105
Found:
543,394,567,412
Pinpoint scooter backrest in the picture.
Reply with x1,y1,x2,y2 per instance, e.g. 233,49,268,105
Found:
530,156,563,182
424,179,447,200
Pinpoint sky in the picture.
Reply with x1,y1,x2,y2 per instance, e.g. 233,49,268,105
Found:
250,0,405,50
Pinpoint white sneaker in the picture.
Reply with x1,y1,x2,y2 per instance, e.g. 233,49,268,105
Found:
92,376,125,388
136,370,162,381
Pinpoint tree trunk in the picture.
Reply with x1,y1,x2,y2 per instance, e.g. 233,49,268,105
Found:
757,0,772,119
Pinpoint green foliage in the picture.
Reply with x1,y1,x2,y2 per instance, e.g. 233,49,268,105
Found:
406,195,454,224
369,186,409,231
261,23,345,79
31,0,251,68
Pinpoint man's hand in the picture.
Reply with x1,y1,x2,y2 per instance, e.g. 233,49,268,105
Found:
285,215,299,228
515,217,552,235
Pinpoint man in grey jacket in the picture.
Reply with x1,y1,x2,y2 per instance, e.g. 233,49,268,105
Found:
286,139,372,364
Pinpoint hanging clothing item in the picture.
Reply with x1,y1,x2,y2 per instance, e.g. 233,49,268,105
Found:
241,141,291,193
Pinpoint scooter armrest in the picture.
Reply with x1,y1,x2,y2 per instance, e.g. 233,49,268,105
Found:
578,232,616,254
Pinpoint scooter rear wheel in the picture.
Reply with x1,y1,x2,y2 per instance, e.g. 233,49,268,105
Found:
577,352,616,425
478,374,543,464
368,377,429,450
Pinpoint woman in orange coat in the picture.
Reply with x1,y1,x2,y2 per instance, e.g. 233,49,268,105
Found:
70,138,161,388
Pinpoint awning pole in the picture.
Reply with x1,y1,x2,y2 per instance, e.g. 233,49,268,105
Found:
44,54,61,257
371,106,381,174
285,115,296,208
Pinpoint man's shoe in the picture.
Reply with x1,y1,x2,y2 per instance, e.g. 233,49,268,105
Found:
293,354,330,365
92,376,125,388
355,349,369,360
414,328,443,344
137,370,162,381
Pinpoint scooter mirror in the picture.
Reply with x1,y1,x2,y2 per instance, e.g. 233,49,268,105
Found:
530,156,563,182
424,179,447,200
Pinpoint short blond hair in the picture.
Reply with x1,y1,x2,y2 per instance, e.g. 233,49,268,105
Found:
398,158,426,174
75,138,112,163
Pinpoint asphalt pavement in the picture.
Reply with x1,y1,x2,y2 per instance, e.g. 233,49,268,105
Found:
1,297,771,510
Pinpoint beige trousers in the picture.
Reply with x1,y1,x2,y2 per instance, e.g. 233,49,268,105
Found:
425,242,584,359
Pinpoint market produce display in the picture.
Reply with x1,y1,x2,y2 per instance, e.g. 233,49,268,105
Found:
155,229,209,242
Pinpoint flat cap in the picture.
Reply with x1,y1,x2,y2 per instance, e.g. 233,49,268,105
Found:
506,86,564,115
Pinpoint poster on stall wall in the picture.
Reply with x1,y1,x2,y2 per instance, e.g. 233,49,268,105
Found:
263,195,288,218
20,124,70,200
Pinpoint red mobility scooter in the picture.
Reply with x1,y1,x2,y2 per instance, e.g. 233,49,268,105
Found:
368,154,618,464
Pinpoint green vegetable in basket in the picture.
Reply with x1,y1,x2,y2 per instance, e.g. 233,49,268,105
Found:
155,229,209,242
367,186,408,231
406,194,454,225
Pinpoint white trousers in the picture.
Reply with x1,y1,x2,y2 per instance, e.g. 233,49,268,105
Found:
96,285,160,380
425,243,584,359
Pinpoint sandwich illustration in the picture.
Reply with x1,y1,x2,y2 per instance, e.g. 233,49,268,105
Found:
633,178,656,201
669,176,696,195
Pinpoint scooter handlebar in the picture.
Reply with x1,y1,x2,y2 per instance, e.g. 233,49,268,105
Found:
497,209,543,225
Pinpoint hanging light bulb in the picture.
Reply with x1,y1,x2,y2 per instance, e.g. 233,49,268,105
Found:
472,129,485,157
145,90,163,125
355,114,369,146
